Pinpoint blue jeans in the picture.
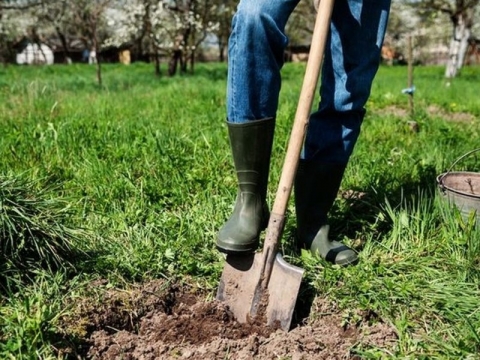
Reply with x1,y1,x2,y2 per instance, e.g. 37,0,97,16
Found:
227,0,391,164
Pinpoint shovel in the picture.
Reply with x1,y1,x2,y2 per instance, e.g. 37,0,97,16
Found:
217,0,335,332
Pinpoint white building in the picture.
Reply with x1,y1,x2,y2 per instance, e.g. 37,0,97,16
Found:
16,43,54,65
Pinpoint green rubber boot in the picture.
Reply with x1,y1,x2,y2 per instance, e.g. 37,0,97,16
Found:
294,160,358,266
217,118,275,254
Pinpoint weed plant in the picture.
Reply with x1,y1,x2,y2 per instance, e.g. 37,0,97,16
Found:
0,62,479,358
0,175,85,277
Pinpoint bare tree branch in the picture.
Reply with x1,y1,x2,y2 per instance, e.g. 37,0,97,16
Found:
0,0,41,10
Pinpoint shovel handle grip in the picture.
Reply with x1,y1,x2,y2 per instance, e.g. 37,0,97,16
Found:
263,0,335,255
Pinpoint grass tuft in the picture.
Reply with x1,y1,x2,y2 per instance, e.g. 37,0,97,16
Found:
0,174,86,280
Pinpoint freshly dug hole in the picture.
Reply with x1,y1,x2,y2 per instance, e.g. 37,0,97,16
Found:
58,279,397,359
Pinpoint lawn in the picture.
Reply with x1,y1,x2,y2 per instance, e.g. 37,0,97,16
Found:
0,62,479,359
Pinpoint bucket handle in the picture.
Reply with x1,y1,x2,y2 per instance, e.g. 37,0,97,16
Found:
438,148,480,188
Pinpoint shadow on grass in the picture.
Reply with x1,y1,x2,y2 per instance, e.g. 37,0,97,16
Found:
0,248,95,295
332,162,439,246
279,162,440,329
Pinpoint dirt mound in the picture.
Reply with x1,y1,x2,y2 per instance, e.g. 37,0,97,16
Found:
59,279,397,359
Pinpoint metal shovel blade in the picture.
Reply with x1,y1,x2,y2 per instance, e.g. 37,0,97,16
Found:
216,251,304,331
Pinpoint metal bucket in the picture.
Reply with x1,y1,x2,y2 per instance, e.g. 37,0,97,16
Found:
437,149,480,222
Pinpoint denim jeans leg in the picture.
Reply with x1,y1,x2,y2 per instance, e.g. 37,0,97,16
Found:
302,0,391,164
227,0,300,124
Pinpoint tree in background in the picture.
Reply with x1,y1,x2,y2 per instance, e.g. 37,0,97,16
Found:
285,0,316,48
0,0,41,65
3,0,478,76
410,0,480,77
209,1,236,62
386,1,416,53
2,0,113,83
70,0,112,85
106,0,218,76
163,0,218,75
0,6,18,65
106,0,170,76
36,0,72,63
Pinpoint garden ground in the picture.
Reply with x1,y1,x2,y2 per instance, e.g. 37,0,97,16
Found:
1,63,479,359
60,279,397,359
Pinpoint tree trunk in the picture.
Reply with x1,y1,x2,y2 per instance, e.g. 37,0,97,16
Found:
168,49,182,76
30,27,48,64
154,48,161,77
218,42,225,62
445,11,472,78
94,35,102,86
189,29,197,74
181,28,190,73
55,26,70,64
457,27,470,70
0,10,6,66
189,49,195,74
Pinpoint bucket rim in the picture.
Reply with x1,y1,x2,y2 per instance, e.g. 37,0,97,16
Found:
437,171,480,198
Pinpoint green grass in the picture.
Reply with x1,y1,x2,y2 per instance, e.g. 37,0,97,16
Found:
0,62,480,358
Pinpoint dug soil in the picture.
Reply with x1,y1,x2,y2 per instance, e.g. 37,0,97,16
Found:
59,279,397,359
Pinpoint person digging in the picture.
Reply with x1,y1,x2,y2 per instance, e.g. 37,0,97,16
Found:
216,0,391,266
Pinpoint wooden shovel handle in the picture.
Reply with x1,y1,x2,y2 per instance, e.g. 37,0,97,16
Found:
263,0,335,256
